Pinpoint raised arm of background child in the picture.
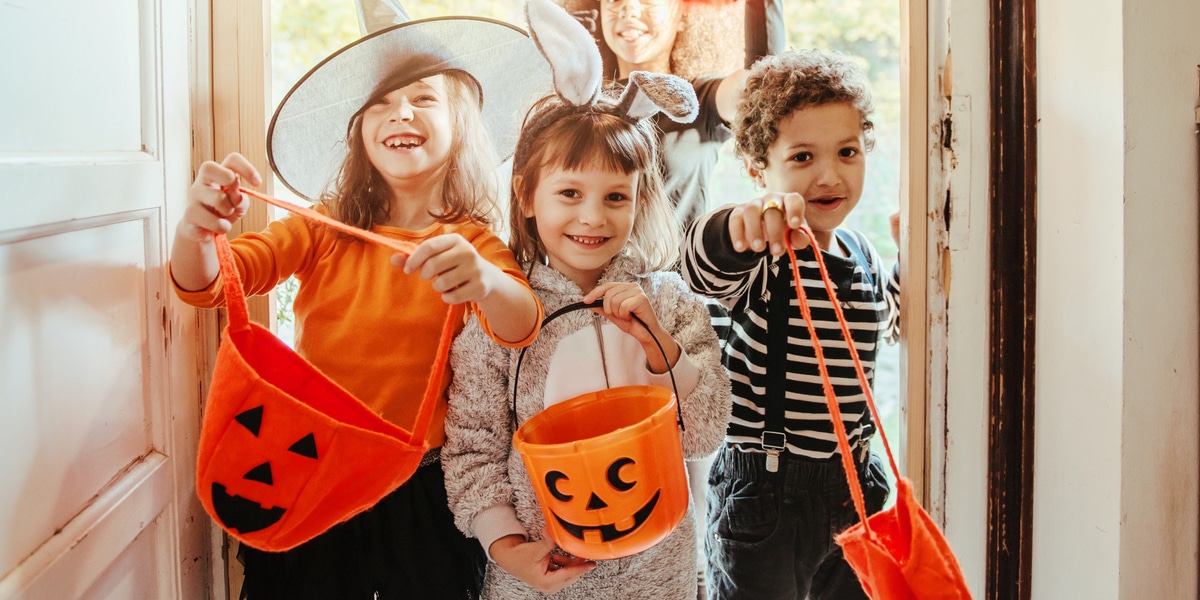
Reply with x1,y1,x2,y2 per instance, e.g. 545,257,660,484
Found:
745,0,785,69
171,153,262,291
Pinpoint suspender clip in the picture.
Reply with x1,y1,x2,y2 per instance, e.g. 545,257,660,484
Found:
761,431,786,473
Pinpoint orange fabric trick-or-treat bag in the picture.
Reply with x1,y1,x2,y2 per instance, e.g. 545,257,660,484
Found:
835,479,972,600
195,189,461,553
785,227,973,600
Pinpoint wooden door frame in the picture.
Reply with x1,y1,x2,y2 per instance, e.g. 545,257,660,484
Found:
900,0,931,504
194,1,272,598
986,0,1037,597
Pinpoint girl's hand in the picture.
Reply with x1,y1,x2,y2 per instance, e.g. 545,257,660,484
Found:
583,282,681,374
726,191,809,257
394,234,539,343
489,534,595,595
393,233,502,305
171,153,262,291
178,153,262,243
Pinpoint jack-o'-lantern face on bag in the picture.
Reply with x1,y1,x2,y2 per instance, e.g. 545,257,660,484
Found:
196,232,463,553
208,405,319,535
543,456,662,545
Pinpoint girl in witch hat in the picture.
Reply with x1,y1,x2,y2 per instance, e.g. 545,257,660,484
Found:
171,15,551,600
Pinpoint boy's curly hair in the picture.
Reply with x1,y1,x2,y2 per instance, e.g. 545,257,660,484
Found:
734,49,876,170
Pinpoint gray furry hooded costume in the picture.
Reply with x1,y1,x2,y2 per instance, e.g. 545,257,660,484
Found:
443,258,731,599
440,1,731,598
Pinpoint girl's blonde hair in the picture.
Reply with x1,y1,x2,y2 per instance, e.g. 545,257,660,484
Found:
323,70,499,230
508,92,680,273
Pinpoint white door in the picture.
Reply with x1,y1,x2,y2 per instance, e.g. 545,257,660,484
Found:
0,0,210,598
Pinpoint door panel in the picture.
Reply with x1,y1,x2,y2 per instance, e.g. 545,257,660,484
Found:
0,1,145,155
0,0,203,597
0,217,156,578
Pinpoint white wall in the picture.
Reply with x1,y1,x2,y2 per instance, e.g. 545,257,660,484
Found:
939,0,1200,596
1035,0,1199,597
1034,0,1127,596
1116,0,1200,595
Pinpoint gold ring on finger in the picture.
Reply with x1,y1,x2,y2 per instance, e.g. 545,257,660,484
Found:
761,199,784,214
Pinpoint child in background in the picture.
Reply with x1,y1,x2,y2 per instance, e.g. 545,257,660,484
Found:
170,18,548,600
680,49,901,600
441,2,730,597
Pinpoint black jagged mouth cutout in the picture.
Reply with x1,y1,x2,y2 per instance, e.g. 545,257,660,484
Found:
552,490,661,543
211,482,286,534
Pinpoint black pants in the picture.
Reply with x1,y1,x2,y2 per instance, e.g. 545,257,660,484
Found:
238,459,485,600
705,445,891,600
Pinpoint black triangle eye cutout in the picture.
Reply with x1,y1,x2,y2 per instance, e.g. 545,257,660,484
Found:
235,406,264,436
244,462,273,485
288,433,318,459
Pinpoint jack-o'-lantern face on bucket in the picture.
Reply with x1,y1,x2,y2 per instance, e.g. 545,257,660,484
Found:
514,384,689,559
208,405,320,535
543,457,661,544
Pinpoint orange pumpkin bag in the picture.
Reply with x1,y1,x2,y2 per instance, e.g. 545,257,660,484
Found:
785,227,973,600
195,188,463,553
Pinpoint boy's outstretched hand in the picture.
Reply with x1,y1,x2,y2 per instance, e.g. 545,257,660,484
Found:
489,533,595,595
727,191,810,257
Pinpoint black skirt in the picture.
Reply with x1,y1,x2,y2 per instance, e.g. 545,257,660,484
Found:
237,457,485,600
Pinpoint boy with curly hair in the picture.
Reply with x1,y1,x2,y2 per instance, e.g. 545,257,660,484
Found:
680,48,901,599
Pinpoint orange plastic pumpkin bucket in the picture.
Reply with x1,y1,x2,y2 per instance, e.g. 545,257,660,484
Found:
511,302,689,560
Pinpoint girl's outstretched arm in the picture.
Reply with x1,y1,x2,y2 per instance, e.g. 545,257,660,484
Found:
171,153,262,290
395,234,539,343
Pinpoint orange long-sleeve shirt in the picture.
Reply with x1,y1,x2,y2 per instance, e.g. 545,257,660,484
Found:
173,211,540,448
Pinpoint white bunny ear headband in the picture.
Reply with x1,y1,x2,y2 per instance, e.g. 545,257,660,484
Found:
525,0,699,123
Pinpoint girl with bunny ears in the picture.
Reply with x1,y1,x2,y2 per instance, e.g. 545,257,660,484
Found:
440,1,731,598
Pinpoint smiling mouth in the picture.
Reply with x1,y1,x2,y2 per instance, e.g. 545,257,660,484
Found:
617,29,647,42
383,135,423,149
211,482,285,534
567,234,610,247
809,197,844,209
552,490,661,544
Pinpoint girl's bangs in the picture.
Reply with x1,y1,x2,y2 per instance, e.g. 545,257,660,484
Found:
539,115,652,175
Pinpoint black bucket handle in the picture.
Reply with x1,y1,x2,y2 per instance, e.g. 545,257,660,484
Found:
511,300,684,433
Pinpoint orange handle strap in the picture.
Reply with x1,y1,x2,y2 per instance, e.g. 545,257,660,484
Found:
237,187,419,255
212,227,253,331
411,301,464,443
784,225,900,539
212,188,462,442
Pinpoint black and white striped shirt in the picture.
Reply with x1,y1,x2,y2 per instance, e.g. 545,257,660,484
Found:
683,208,900,459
